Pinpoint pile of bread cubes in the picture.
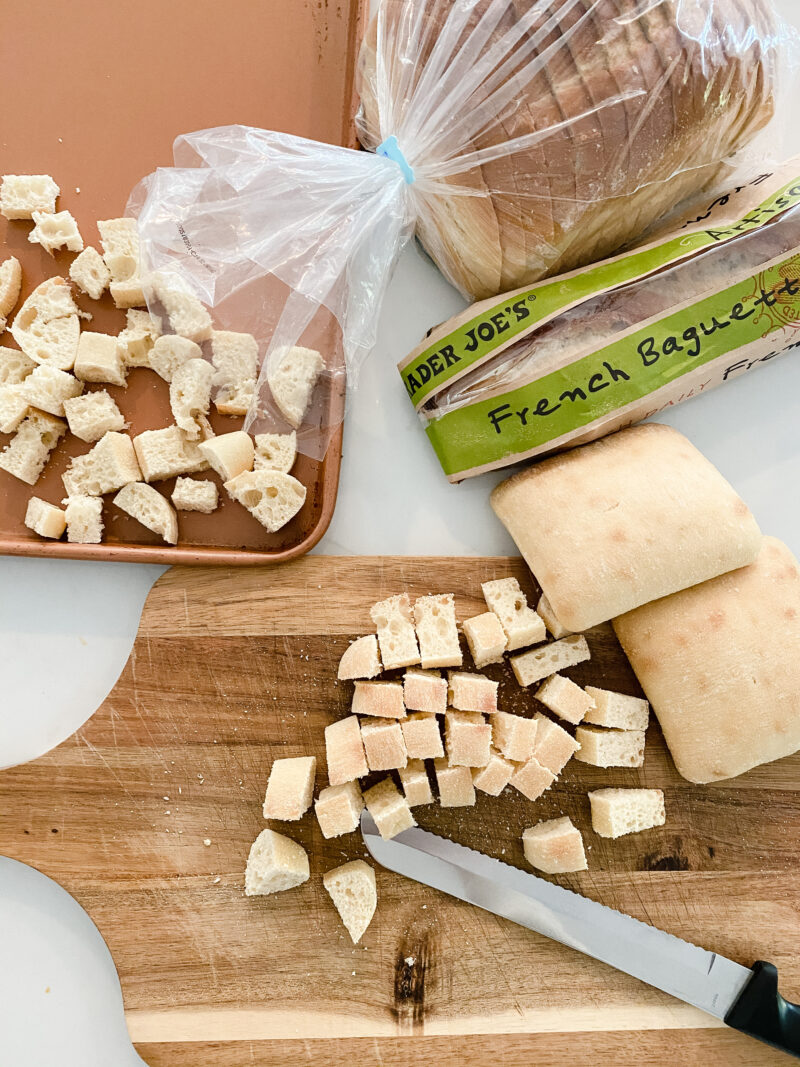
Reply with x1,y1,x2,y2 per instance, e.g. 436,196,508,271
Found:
0,174,326,546
245,576,665,946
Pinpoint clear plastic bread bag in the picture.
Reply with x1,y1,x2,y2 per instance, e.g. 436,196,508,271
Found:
128,0,796,460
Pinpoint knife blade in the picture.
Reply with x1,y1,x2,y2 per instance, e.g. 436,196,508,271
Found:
360,812,800,1058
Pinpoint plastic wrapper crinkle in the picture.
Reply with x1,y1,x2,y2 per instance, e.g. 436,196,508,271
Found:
129,0,795,459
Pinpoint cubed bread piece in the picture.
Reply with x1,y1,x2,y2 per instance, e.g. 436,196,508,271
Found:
224,470,306,533
114,482,179,544
24,497,66,539
413,593,462,669
74,332,127,387
445,711,491,768
13,277,79,325
537,593,573,639
28,210,83,255
64,495,104,544
536,674,595,726
314,781,364,839
398,760,434,806
262,755,316,821
323,860,377,945
510,757,555,802
254,431,297,474
325,715,368,786
109,279,145,309
482,577,546,650
370,593,420,670
360,717,408,772
447,671,498,714
171,477,218,514
97,218,139,281
492,711,537,763
401,713,444,760
462,611,507,668
583,687,650,731
210,330,258,415
589,788,666,839
433,759,476,807
532,714,581,775
511,635,590,687
244,828,309,896
198,431,253,481
472,747,515,796
148,274,213,342
62,432,141,496
0,174,59,219
0,385,29,433
117,309,161,367
149,335,202,381
268,345,325,428
63,390,125,443
338,635,382,681
0,345,35,386
363,777,416,840
0,257,22,319
574,726,646,768
352,680,405,719
133,425,209,482
12,314,80,371
69,247,111,301
523,817,587,874
403,668,446,714
20,364,82,416
0,411,66,484
170,358,213,439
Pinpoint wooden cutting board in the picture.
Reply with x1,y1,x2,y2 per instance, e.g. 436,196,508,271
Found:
0,557,797,1066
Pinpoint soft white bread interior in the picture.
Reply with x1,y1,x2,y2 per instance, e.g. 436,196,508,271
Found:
11,278,81,370
589,788,665,838
244,828,310,896
0,411,66,485
171,477,219,514
74,332,127,387
63,390,125,443
254,431,297,474
413,593,462,669
338,634,382,680
267,345,324,428
69,247,111,301
62,431,141,496
20,364,82,416
0,344,35,385
224,469,306,533
133,425,209,482
63,494,104,544
210,330,258,416
0,175,59,219
370,593,420,671
481,577,545,650
322,860,377,944
170,358,214,439
28,210,83,255
0,385,29,434
114,482,179,544
148,274,213,342
0,256,22,319
117,309,161,368
149,335,202,381
97,218,140,282
198,431,253,482
24,497,66,540
522,816,587,874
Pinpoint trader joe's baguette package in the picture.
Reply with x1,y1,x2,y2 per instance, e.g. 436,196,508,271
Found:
129,0,793,459
402,160,800,481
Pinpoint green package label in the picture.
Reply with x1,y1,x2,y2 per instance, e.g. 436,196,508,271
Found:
425,257,800,479
401,176,800,407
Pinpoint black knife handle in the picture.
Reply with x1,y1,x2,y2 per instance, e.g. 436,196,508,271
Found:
725,961,800,1059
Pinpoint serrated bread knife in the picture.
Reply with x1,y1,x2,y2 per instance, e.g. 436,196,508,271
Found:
360,813,800,1058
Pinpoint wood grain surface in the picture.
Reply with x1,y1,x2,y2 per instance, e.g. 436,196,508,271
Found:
0,557,797,1066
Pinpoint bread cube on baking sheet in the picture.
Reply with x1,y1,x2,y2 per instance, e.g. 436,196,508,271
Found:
0,345,35,386
370,593,420,670
323,860,377,945
64,495,104,544
225,470,306,534
510,757,555,802
401,713,444,760
210,330,258,416
536,674,595,726
574,725,645,768
20,364,82,416
445,711,491,768
74,332,126,387
171,477,218,514
97,218,139,281
314,781,364,840
360,717,408,772
170,358,214,439
150,335,202,382
62,431,141,497
398,760,434,807
434,759,476,808
536,593,573,639
511,635,590,687
254,431,296,474
352,680,406,719
63,390,125,443
0,411,66,485
244,828,309,896
448,671,498,714
134,425,209,482
589,788,665,839
262,755,316,821
0,257,22,321
110,279,146,309
492,711,537,763
0,174,59,219
28,210,83,255
523,817,587,874
583,687,650,731
338,635,382,681
113,482,178,545
24,497,66,540
403,668,447,714
363,777,415,840
117,309,161,368
147,273,213,343
482,577,546,650
413,593,462,669
0,385,28,434
268,344,324,428
462,611,507,668
198,431,253,482
69,247,111,301
325,715,368,786
472,748,515,796
532,713,580,775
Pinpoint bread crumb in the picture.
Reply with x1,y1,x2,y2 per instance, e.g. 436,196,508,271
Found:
213,876,221,884
204,838,212,846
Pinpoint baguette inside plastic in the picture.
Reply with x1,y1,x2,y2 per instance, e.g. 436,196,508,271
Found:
128,0,794,460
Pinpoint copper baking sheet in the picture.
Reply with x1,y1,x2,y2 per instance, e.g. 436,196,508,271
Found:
0,0,366,565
